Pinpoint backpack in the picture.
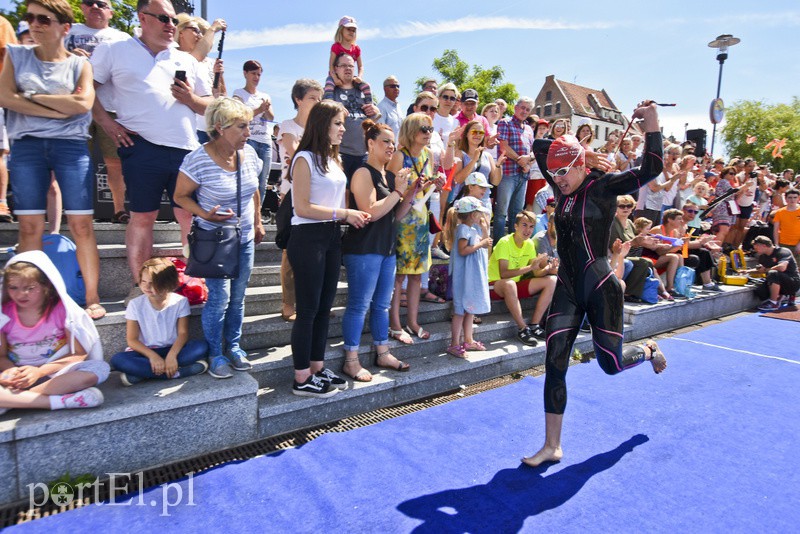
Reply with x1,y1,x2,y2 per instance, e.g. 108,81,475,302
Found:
41,234,86,306
674,266,696,299
275,190,293,249
170,258,208,305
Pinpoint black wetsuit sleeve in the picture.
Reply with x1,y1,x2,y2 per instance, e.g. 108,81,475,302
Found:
533,138,555,190
604,132,664,196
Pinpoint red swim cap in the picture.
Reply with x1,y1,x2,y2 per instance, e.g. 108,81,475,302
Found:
547,135,585,171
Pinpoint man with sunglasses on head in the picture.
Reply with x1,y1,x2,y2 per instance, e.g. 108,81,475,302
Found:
67,0,131,225
521,101,669,469
377,75,404,139
90,0,212,302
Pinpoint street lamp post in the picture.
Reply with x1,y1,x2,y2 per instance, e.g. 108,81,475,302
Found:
707,34,741,157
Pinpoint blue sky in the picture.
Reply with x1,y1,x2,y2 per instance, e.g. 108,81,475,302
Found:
4,0,798,155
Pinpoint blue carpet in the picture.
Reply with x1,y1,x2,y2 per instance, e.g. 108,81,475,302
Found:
10,315,799,533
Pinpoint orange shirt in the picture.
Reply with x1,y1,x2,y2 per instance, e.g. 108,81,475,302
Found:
773,207,800,246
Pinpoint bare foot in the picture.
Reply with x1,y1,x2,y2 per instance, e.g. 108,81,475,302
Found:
521,445,563,467
645,340,667,374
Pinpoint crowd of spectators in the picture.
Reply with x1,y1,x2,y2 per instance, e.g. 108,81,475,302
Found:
1,1,796,401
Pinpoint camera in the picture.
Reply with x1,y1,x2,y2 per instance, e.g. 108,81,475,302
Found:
749,171,759,179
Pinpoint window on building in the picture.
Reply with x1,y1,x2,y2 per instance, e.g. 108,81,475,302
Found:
544,104,552,117
555,102,561,114
605,126,609,140
536,107,541,116
595,125,599,140
546,91,552,101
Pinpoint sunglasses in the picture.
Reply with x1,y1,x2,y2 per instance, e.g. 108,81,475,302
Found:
617,204,634,209
385,84,400,89
550,148,584,178
141,11,179,26
419,105,437,112
440,95,457,102
419,126,434,134
183,26,202,34
82,0,109,8
683,209,698,214
470,129,485,136
23,12,57,26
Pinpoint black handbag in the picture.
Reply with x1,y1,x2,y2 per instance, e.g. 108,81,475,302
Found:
275,189,292,250
185,151,243,279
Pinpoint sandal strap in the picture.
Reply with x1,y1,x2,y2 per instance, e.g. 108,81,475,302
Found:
376,349,390,358
344,356,361,363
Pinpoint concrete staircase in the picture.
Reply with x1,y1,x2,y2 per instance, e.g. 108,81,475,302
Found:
0,221,759,505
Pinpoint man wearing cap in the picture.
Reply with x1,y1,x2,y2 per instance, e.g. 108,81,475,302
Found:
456,89,491,131
90,0,213,300
494,97,535,242
68,0,131,224
324,53,380,179
377,75,404,138
522,101,668,469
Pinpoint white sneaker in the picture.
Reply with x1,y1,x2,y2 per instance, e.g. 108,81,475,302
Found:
59,387,104,409
431,247,450,260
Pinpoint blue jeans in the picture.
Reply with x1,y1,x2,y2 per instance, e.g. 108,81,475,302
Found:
110,340,208,379
342,253,396,350
493,173,528,242
246,139,272,204
8,137,93,215
202,240,255,358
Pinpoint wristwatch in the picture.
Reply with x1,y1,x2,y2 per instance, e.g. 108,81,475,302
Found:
23,90,36,101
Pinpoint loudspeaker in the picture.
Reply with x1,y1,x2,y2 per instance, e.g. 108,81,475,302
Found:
686,129,707,158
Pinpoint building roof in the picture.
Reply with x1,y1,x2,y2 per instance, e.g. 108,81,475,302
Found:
555,79,622,124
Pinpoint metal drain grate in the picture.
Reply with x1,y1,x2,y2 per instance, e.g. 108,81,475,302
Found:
1,363,547,528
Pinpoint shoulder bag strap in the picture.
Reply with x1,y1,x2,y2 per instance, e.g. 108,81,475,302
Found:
235,150,243,222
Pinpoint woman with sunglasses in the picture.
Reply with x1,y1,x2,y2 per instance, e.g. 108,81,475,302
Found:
0,0,105,320
174,14,226,143
609,195,657,302
387,113,444,344
449,120,503,211
523,101,668,468
434,83,459,142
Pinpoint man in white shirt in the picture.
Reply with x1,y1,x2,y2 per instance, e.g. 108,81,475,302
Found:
68,0,130,224
377,75,404,138
91,0,212,298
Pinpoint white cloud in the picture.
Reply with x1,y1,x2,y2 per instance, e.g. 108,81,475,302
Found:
225,16,620,51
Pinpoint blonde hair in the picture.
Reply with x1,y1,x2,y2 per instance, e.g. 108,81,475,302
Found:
174,14,208,43
138,258,179,295
515,210,536,227
2,261,59,317
617,194,635,206
633,217,652,234
443,207,458,252
398,113,432,150
205,97,253,138
333,16,357,45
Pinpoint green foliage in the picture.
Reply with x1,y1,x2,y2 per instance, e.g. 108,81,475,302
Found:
415,49,519,109
721,97,799,172
47,471,96,494
1,0,144,37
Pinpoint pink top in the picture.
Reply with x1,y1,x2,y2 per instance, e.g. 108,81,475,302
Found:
1,300,68,366
331,42,361,61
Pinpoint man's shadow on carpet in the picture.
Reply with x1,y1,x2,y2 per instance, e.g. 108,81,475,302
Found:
397,433,649,533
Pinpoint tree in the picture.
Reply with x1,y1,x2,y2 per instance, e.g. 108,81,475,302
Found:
415,49,518,109
721,98,799,172
0,0,184,37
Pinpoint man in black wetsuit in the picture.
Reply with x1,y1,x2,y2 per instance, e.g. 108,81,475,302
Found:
522,101,668,468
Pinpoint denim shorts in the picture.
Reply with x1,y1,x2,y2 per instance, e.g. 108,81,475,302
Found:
117,135,189,212
8,136,94,215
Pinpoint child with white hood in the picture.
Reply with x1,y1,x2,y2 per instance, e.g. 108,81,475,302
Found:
0,251,108,415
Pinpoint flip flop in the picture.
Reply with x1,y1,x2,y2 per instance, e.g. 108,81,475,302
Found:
389,328,414,345
403,325,430,340
421,292,446,304
85,303,106,321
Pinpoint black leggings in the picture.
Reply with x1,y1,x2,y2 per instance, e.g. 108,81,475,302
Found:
287,222,342,370
684,248,714,278
544,260,646,414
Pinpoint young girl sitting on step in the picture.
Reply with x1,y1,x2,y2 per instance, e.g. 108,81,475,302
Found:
110,258,208,386
0,251,109,415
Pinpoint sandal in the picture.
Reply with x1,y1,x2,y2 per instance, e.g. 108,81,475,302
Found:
447,344,467,358
403,325,430,340
421,291,446,304
342,357,372,382
462,340,485,351
389,328,414,345
85,303,107,321
374,349,410,372
111,211,130,224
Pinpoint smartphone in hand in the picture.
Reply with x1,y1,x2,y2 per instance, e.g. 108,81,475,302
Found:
174,70,187,84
